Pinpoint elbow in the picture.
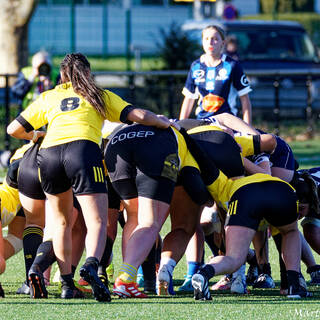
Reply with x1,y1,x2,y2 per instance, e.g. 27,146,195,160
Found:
7,123,14,136
261,134,277,154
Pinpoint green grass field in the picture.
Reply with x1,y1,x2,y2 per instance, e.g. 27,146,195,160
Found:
0,139,319,320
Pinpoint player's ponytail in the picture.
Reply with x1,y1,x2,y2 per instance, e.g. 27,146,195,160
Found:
60,53,106,118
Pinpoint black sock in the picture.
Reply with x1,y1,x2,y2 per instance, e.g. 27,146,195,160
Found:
60,273,75,288
23,226,43,283
71,265,77,278
199,264,215,280
142,243,156,283
273,233,288,288
287,270,300,289
32,240,56,273
259,263,272,276
118,210,126,229
247,252,258,267
204,233,219,257
98,236,114,275
155,236,162,266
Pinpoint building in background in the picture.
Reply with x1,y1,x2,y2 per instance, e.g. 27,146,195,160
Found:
29,0,259,55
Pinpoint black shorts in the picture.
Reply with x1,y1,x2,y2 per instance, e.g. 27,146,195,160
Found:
105,124,179,204
190,130,244,178
6,159,21,189
18,141,46,200
106,175,121,210
226,181,298,230
37,140,107,195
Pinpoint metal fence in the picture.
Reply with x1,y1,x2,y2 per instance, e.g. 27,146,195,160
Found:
1,69,320,150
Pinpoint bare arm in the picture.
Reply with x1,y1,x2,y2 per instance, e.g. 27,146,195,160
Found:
179,96,196,120
243,157,271,175
7,119,45,142
239,94,252,125
214,112,258,135
127,108,178,130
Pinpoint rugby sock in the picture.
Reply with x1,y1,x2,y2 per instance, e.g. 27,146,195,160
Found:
98,236,114,275
23,226,43,283
159,257,176,276
142,243,156,283
60,273,76,289
118,210,126,229
198,264,215,280
32,240,56,272
137,266,143,278
204,233,219,257
118,263,137,283
259,263,272,276
155,235,162,267
286,270,300,289
247,249,258,267
71,265,77,278
272,233,288,289
186,262,201,278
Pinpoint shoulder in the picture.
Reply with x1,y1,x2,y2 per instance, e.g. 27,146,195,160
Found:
190,58,201,68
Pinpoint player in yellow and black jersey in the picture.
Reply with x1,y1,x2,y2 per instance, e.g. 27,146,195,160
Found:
7,52,176,302
178,129,312,300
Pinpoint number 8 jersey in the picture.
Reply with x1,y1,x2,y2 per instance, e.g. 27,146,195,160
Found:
16,82,131,149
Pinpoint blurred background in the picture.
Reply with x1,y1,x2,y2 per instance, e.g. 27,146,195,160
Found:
1,0,320,153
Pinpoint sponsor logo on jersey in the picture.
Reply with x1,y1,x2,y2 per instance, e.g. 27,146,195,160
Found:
193,69,205,83
111,130,155,144
240,74,250,86
215,68,228,81
202,94,225,113
161,153,180,182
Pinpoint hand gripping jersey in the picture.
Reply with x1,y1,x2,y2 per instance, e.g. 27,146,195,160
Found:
182,54,252,118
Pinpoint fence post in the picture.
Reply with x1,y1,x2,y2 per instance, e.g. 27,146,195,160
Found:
4,74,10,150
306,74,314,138
168,76,174,118
273,76,280,135
128,72,135,106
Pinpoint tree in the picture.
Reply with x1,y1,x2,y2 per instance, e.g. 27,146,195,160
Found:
0,0,38,86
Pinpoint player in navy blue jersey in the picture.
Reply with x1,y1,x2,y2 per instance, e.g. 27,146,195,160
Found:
179,25,252,124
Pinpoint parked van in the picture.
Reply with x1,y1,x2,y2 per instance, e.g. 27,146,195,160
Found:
182,19,320,113
182,19,320,71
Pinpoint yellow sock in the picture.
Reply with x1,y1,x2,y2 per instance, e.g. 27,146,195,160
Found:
118,263,137,283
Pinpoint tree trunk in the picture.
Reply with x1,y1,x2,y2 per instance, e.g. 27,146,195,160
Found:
0,0,38,86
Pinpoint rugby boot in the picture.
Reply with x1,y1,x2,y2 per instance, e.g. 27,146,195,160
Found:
307,265,320,285
28,265,48,299
253,273,275,289
16,281,30,295
231,275,248,294
246,265,259,286
113,278,148,298
287,284,313,299
192,273,212,301
156,265,175,296
79,258,111,302
178,276,194,292
211,275,232,291
61,280,85,299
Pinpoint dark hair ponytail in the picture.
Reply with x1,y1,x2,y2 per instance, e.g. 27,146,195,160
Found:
60,53,106,118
